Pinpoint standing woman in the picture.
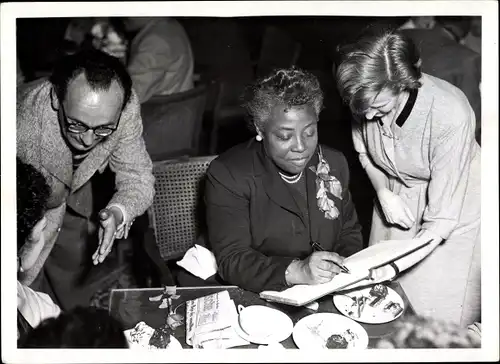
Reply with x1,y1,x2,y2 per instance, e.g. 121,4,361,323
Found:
335,30,481,327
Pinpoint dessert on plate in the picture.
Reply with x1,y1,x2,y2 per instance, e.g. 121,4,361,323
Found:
325,334,349,349
383,301,403,317
369,284,389,307
149,326,172,349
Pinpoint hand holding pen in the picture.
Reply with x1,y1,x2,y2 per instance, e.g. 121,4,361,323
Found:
287,244,348,285
311,241,350,274
285,242,351,286
295,251,346,285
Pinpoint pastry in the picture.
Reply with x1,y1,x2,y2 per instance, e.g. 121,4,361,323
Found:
383,301,403,317
325,334,349,349
370,284,388,299
149,326,172,349
369,284,389,307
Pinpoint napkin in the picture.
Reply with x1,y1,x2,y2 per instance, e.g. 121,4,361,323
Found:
123,322,156,349
176,244,218,280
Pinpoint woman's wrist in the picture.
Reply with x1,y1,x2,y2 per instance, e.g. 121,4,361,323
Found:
376,186,391,197
416,229,443,244
285,259,302,286
364,163,388,193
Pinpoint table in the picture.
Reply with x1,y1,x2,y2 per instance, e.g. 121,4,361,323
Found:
109,282,415,349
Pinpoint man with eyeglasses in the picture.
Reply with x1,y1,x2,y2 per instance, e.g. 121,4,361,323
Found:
17,49,155,310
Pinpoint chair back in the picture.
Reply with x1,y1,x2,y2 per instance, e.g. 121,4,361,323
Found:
208,78,251,154
255,26,302,78
141,84,207,161
148,155,217,261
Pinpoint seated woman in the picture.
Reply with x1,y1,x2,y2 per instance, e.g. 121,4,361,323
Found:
17,158,61,340
205,67,363,293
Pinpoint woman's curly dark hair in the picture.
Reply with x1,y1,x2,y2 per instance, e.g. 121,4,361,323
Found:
242,67,324,132
17,157,50,251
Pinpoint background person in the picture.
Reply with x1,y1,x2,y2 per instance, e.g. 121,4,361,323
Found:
17,158,61,341
400,16,482,145
462,16,481,54
398,16,436,30
99,17,195,103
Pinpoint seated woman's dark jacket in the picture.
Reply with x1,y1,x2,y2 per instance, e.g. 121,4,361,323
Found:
205,139,363,293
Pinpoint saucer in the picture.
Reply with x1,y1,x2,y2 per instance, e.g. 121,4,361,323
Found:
293,313,368,349
233,305,293,345
333,284,405,324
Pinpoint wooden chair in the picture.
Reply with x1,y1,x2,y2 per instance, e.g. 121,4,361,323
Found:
206,27,302,155
141,84,208,161
207,78,253,155
141,155,220,286
255,25,302,78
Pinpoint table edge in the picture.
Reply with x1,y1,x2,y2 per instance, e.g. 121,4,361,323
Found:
110,285,240,292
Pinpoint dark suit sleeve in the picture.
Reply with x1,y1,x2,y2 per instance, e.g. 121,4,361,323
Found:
333,154,364,257
205,159,296,293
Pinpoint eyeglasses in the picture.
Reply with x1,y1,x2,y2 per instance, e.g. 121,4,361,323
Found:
66,121,117,137
60,102,119,137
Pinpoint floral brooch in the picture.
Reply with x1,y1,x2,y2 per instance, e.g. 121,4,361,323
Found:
309,147,343,220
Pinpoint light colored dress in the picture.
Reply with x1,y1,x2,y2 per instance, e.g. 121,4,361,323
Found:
17,281,61,338
352,73,481,327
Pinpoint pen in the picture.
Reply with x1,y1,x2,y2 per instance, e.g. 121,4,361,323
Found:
310,241,351,274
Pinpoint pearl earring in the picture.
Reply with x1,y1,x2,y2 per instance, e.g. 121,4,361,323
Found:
18,256,24,273
256,135,263,142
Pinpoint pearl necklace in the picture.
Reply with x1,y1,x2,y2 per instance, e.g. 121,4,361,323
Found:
279,171,303,184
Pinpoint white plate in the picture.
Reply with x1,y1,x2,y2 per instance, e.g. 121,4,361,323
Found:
124,322,183,350
293,313,368,349
333,284,405,324
233,305,293,345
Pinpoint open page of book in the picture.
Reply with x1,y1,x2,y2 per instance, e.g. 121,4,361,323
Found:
342,237,431,272
260,238,430,306
260,269,370,306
